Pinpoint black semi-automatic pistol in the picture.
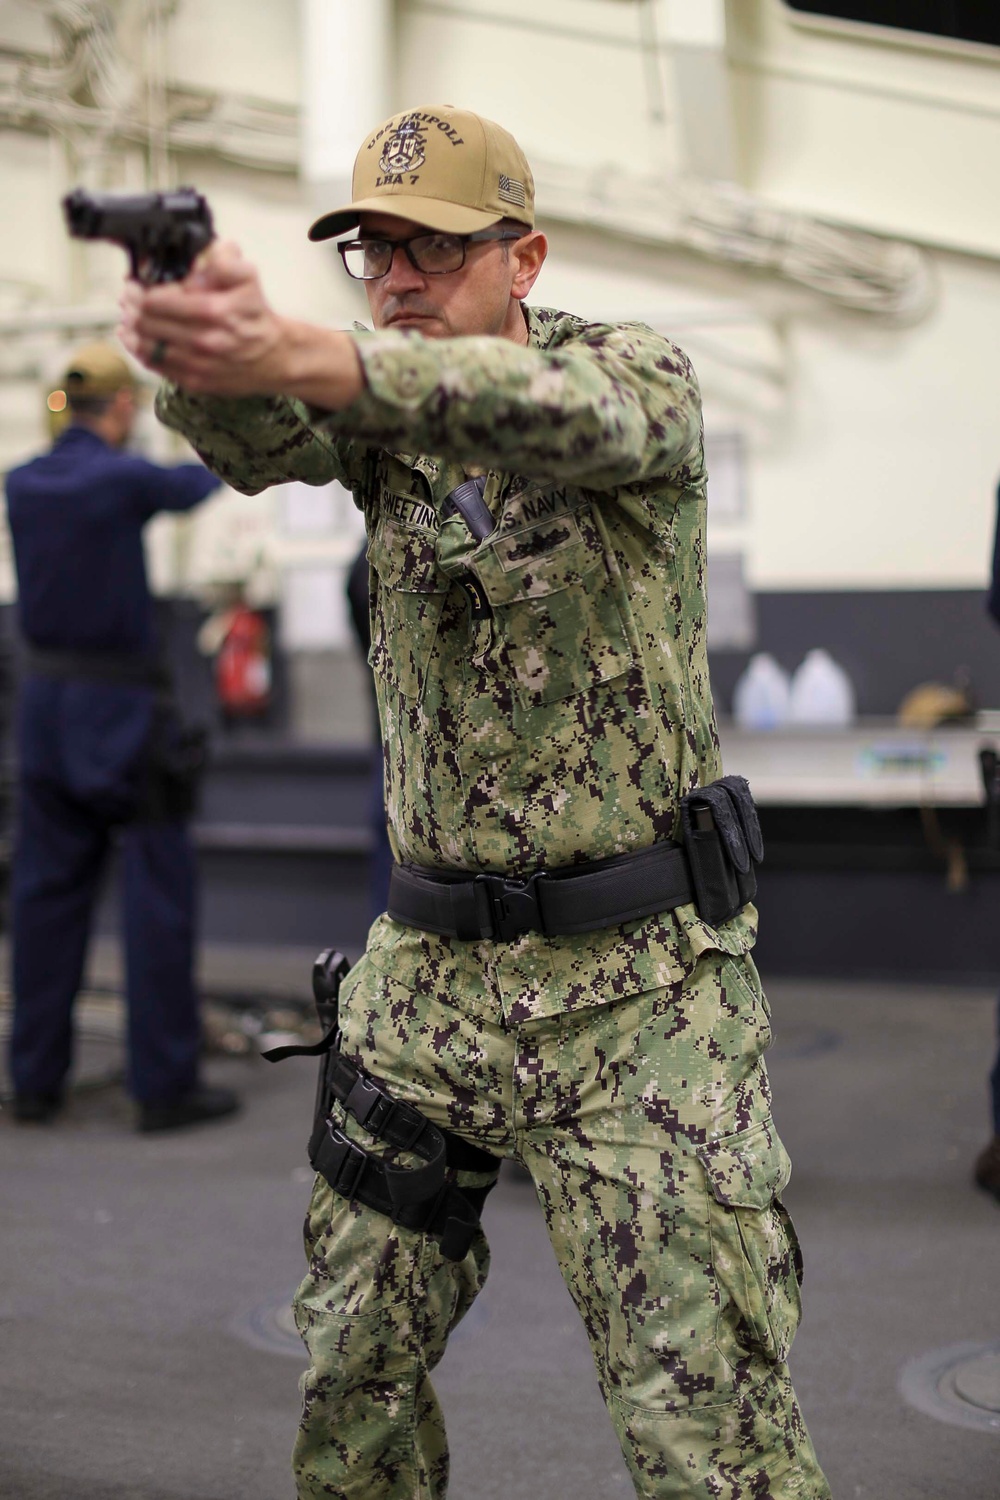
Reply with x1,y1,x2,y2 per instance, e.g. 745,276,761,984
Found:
62,186,215,285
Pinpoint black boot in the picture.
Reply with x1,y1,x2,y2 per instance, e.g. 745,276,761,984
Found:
12,1092,63,1124
138,1084,241,1133
973,1136,1000,1203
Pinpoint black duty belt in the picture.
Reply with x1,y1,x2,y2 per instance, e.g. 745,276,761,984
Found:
24,646,170,690
387,838,693,942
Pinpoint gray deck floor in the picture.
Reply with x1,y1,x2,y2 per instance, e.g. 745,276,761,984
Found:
2,946,998,1499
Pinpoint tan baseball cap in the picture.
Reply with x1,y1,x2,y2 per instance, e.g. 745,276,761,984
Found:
62,341,136,398
308,105,534,242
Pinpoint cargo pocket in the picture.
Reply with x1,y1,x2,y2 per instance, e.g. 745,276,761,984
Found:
366,517,447,701
699,1117,803,1367
471,502,634,706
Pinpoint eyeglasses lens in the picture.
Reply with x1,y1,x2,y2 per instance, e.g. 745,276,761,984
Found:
410,235,464,273
340,244,385,280
341,234,466,280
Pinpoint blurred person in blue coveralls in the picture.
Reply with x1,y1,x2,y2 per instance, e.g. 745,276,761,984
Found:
3,342,240,1132
978,482,1000,1200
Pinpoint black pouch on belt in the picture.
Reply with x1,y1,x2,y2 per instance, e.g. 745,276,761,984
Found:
679,775,764,926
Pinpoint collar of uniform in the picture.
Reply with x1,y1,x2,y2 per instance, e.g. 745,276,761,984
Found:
57,424,110,449
524,303,566,351
376,449,446,499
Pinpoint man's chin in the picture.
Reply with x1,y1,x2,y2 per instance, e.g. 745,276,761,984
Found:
381,313,447,337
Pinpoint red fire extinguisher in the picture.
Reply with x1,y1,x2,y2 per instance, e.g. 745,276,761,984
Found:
215,603,271,719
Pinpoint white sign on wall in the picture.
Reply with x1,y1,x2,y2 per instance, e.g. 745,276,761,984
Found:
280,563,352,650
704,429,746,523
707,551,756,650
281,479,362,539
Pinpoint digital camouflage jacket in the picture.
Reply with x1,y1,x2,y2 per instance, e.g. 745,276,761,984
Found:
157,304,755,1020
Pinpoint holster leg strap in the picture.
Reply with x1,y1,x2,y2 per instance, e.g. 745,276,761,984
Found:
310,1119,498,1262
307,1049,501,1262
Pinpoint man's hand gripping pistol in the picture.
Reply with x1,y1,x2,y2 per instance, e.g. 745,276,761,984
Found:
62,186,215,285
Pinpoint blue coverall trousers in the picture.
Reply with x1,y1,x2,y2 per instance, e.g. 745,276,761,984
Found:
8,678,201,1106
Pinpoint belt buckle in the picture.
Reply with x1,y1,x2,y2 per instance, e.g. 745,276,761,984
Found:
344,1073,390,1132
474,871,547,941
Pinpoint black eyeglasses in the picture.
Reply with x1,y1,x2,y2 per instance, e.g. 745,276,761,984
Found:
337,228,522,281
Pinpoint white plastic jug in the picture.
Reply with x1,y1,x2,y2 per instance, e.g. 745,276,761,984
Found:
788,649,856,726
732,653,792,730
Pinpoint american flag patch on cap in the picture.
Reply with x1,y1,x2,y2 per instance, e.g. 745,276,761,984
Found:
498,174,526,208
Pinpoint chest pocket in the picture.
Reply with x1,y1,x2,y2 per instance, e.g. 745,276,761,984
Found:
367,517,447,700
472,503,634,707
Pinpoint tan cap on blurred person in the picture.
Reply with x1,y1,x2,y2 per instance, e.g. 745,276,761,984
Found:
308,105,535,242
46,342,136,438
62,341,137,399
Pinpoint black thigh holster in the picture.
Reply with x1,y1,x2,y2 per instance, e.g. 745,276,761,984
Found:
263,950,500,1262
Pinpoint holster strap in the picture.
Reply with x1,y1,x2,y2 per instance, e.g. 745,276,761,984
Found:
388,838,692,941
309,1122,493,1261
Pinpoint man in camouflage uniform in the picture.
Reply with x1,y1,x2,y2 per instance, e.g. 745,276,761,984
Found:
121,106,831,1500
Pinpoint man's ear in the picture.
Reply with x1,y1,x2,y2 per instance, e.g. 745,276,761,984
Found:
510,232,547,302
113,385,136,434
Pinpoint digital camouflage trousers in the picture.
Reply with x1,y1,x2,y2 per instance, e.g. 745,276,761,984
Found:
291,924,832,1500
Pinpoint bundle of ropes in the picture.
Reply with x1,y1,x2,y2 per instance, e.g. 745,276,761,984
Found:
534,159,933,320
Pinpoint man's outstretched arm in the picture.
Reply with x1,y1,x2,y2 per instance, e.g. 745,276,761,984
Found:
121,241,701,494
